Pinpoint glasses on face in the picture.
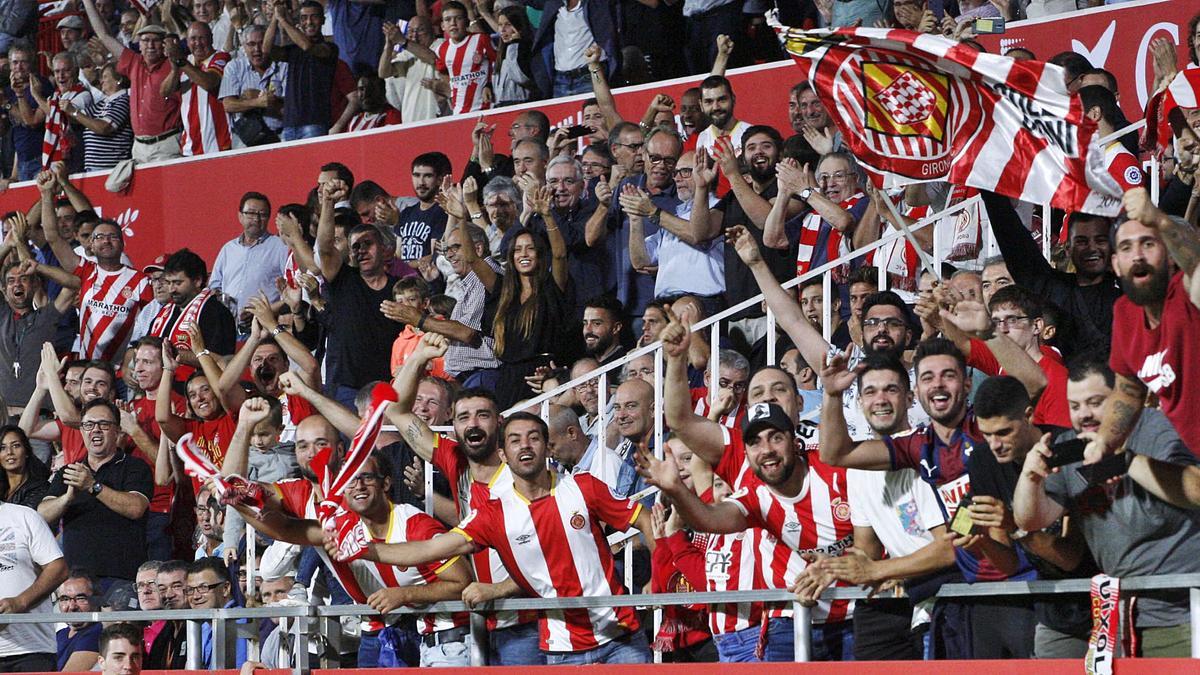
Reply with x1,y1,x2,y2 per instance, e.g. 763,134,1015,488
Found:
80,420,117,431
581,161,609,172
347,472,384,486
158,582,185,594
58,594,92,605
615,141,645,151
185,581,226,596
817,171,849,183
241,210,270,219
91,232,121,241
647,154,677,167
574,380,598,391
992,315,1031,329
862,318,906,330
718,378,747,393
673,167,693,177
136,582,157,592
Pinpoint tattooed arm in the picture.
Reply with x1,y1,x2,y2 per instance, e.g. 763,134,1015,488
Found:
1084,373,1148,464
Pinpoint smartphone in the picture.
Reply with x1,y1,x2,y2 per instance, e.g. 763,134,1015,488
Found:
974,17,1005,34
1045,438,1087,469
563,125,593,140
1076,454,1128,485
949,496,974,536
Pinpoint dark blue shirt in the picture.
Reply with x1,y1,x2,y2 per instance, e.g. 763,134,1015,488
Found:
57,622,101,670
278,43,338,128
3,76,52,161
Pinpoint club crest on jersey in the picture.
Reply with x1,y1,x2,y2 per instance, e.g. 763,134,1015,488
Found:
569,511,586,530
831,497,851,522
1124,166,1142,185
121,287,133,299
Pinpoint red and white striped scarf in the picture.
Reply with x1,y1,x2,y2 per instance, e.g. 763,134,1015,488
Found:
150,288,215,351
796,192,864,279
41,83,85,168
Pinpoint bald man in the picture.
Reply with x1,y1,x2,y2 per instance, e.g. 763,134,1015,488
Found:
545,404,624,495
612,379,656,501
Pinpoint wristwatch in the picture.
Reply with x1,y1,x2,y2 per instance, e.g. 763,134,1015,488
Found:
798,188,813,202
270,325,286,337
89,482,104,497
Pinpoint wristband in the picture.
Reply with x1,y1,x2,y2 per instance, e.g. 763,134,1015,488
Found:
469,211,483,220
197,349,212,359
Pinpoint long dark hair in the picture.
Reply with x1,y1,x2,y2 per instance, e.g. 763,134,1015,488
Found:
493,228,552,357
0,425,33,501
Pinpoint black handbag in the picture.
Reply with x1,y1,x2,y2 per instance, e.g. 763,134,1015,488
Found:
232,111,279,147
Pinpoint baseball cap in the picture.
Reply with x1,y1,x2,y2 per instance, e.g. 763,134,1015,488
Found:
57,16,85,30
136,24,169,37
741,403,794,444
142,254,167,274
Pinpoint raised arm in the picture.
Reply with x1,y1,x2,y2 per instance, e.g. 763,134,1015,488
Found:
271,4,334,58
583,44,623,128
530,186,569,291
50,163,94,214
360,529,475,568
221,397,272,477
710,34,733,77
688,148,726,242
638,447,748,534
1012,434,1068,531
314,180,346,282
277,372,361,438
938,298,1047,399
246,295,320,387
818,347,893,469
386,333,446,462
659,310,728,466
584,179,614,247
35,172,80,272
156,345,189,442
81,0,128,59
711,136,773,229
186,323,241,415
726,225,829,371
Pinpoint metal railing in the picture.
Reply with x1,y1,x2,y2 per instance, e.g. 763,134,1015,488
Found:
14,573,1200,674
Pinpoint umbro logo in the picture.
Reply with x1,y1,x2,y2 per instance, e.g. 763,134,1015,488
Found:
515,534,533,545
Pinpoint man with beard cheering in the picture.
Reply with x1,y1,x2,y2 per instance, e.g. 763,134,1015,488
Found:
1088,188,1200,463
384,332,545,666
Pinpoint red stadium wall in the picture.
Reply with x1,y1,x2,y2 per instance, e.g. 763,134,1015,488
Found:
0,0,1190,268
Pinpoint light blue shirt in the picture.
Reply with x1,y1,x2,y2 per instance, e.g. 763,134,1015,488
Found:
644,197,725,298
209,232,290,313
200,599,248,668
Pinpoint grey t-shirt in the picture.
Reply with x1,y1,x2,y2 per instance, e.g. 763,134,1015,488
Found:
1043,409,1200,628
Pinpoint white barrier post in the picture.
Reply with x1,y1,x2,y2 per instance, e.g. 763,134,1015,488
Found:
793,600,812,662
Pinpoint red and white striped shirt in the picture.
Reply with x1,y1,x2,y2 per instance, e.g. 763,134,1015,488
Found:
452,472,643,653
701,528,767,635
1103,142,1143,193
796,193,865,278
714,427,854,624
727,464,855,624
73,260,153,362
345,502,467,635
180,51,232,157
430,435,534,630
346,108,402,132
273,478,373,605
436,33,495,115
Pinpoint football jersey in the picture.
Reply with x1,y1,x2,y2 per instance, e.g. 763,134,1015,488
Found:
435,33,495,114
452,472,642,652
73,260,152,362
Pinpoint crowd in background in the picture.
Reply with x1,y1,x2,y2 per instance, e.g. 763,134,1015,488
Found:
1,0,1200,672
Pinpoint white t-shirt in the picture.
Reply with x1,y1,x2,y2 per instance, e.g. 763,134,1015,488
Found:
553,0,596,72
847,468,944,628
0,503,64,657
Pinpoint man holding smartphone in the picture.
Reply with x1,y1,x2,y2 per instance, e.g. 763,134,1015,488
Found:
1014,355,1200,658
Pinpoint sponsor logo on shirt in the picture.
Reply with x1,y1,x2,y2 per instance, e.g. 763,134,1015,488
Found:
706,550,733,582
1137,349,1176,393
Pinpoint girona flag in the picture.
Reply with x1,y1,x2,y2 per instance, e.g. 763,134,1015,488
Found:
771,18,1121,216
1143,68,1200,152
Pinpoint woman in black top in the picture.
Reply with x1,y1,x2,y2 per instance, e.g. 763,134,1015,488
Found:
490,187,573,408
0,425,51,510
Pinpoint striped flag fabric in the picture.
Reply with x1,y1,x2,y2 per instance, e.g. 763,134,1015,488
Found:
771,18,1121,216
1143,68,1200,152
41,84,85,169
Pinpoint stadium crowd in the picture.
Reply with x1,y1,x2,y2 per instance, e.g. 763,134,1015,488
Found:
1,0,1200,672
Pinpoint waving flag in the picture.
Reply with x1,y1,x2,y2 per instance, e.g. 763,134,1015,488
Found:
771,17,1120,216
312,382,398,561
1143,68,1200,152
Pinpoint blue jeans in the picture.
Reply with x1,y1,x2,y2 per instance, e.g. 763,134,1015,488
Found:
420,638,472,667
489,620,545,666
544,630,650,665
146,512,173,561
16,155,40,181
359,627,421,668
459,367,500,391
281,124,328,141
810,619,854,662
553,69,594,98
714,618,795,662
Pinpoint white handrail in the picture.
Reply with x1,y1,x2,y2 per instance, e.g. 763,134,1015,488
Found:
502,194,984,416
